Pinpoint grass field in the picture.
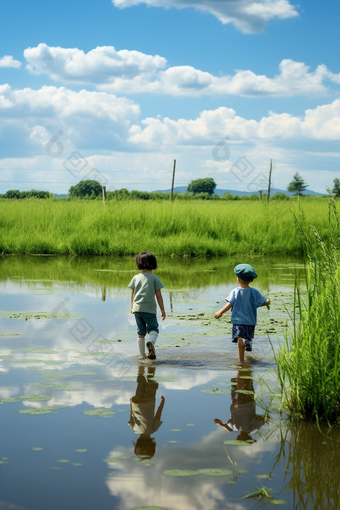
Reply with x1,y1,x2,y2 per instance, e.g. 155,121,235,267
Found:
0,198,334,256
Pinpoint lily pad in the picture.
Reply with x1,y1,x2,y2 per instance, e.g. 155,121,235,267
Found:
82,409,116,417
0,310,81,320
14,347,59,354
0,333,24,336
169,429,183,432
222,440,252,446
71,463,84,466
167,441,179,443
163,469,232,477
185,424,196,427
58,459,70,463
75,449,88,453
31,447,44,451
18,405,68,415
103,455,130,462
14,360,65,365
234,389,254,395
0,394,50,404
27,383,81,391
201,389,231,394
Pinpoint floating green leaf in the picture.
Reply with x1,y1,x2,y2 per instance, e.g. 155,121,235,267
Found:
27,383,81,391
31,447,44,451
58,459,70,463
14,347,58,354
185,424,196,427
82,409,116,417
169,429,183,432
0,394,50,404
103,455,130,462
163,469,232,477
222,440,252,446
201,389,231,394
71,463,84,466
75,449,88,453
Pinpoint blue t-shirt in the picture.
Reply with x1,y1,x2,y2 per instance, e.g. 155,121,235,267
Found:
226,287,267,326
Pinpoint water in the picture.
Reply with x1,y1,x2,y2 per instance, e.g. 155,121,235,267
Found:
0,255,339,510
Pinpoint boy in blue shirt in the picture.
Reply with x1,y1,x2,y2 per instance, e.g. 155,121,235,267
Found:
215,264,270,362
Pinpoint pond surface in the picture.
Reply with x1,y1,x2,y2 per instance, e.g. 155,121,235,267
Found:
0,255,339,510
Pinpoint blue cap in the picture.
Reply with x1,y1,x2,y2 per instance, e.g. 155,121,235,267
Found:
234,264,258,281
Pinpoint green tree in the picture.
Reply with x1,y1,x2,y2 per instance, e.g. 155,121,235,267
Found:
187,178,217,196
332,178,340,197
69,180,102,199
287,173,308,196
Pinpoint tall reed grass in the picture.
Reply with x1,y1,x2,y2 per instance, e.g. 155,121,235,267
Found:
276,196,340,423
0,198,332,256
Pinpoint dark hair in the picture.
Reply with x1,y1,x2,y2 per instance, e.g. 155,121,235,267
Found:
134,437,156,458
136,251,157,270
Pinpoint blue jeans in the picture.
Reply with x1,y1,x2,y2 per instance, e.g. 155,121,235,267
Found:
134,312,159,336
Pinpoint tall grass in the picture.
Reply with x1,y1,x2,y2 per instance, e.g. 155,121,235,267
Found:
276,196,340,423
0,198,333,256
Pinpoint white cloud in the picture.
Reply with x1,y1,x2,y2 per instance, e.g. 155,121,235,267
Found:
112,0,299,33
0,83,140,157
128,99,340,146
0,55,22,68
24,45,340,98
24,43,166,83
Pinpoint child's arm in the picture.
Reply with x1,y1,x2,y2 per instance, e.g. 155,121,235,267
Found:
155,395,165,421
130,289,134,314
261,298,270,309
155,289,166,320
215,302,232,319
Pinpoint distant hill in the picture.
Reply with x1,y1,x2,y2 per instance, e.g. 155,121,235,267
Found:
54,193,68,198
154,186,323,196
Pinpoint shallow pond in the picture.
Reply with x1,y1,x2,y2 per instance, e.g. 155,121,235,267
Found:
0,255,339,510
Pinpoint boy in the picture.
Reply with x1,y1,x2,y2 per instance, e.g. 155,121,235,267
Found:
129,251,166,360
215,263,270,362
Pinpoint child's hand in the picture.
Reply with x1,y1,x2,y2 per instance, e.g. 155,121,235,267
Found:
161,310,166,321
215,311,222,319
131,309,134,314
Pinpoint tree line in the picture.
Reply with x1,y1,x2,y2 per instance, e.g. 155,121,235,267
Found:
1,174,340,200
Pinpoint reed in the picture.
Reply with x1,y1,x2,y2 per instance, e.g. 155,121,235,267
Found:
276,196,340,423
0,198,332,256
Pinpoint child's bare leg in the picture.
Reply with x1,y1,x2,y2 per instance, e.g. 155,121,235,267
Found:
237,337,245,362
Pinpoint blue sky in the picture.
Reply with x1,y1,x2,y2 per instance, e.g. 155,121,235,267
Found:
0,0,339,194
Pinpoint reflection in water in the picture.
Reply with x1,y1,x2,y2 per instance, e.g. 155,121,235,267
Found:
128,365,165,459
214,364,266,442
274,421,340,510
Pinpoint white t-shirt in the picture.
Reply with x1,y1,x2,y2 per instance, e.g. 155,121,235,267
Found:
128,273,164,315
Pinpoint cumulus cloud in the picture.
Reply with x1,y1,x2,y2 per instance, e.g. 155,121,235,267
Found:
112,0,299,33
128,99,340,147
24,45,340,98
0,84,140,157
24,43,166,83
0,55,22,68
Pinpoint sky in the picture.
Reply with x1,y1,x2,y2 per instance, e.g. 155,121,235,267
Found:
0,0,339,194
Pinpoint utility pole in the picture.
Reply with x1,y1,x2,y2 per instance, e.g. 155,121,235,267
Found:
259,190,262,200
267,159,272,201
170,159,176,202
102,186,106,207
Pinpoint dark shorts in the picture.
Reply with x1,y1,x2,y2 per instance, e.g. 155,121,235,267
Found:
232,324,255,342
134,312,159,336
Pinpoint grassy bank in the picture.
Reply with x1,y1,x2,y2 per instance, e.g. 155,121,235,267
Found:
276,199,340,423
0,198,333,256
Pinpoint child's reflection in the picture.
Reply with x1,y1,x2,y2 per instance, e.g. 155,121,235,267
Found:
128,365,165,458
214,363,265,442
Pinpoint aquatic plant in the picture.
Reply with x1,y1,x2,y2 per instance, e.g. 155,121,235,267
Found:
276,196,340,423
